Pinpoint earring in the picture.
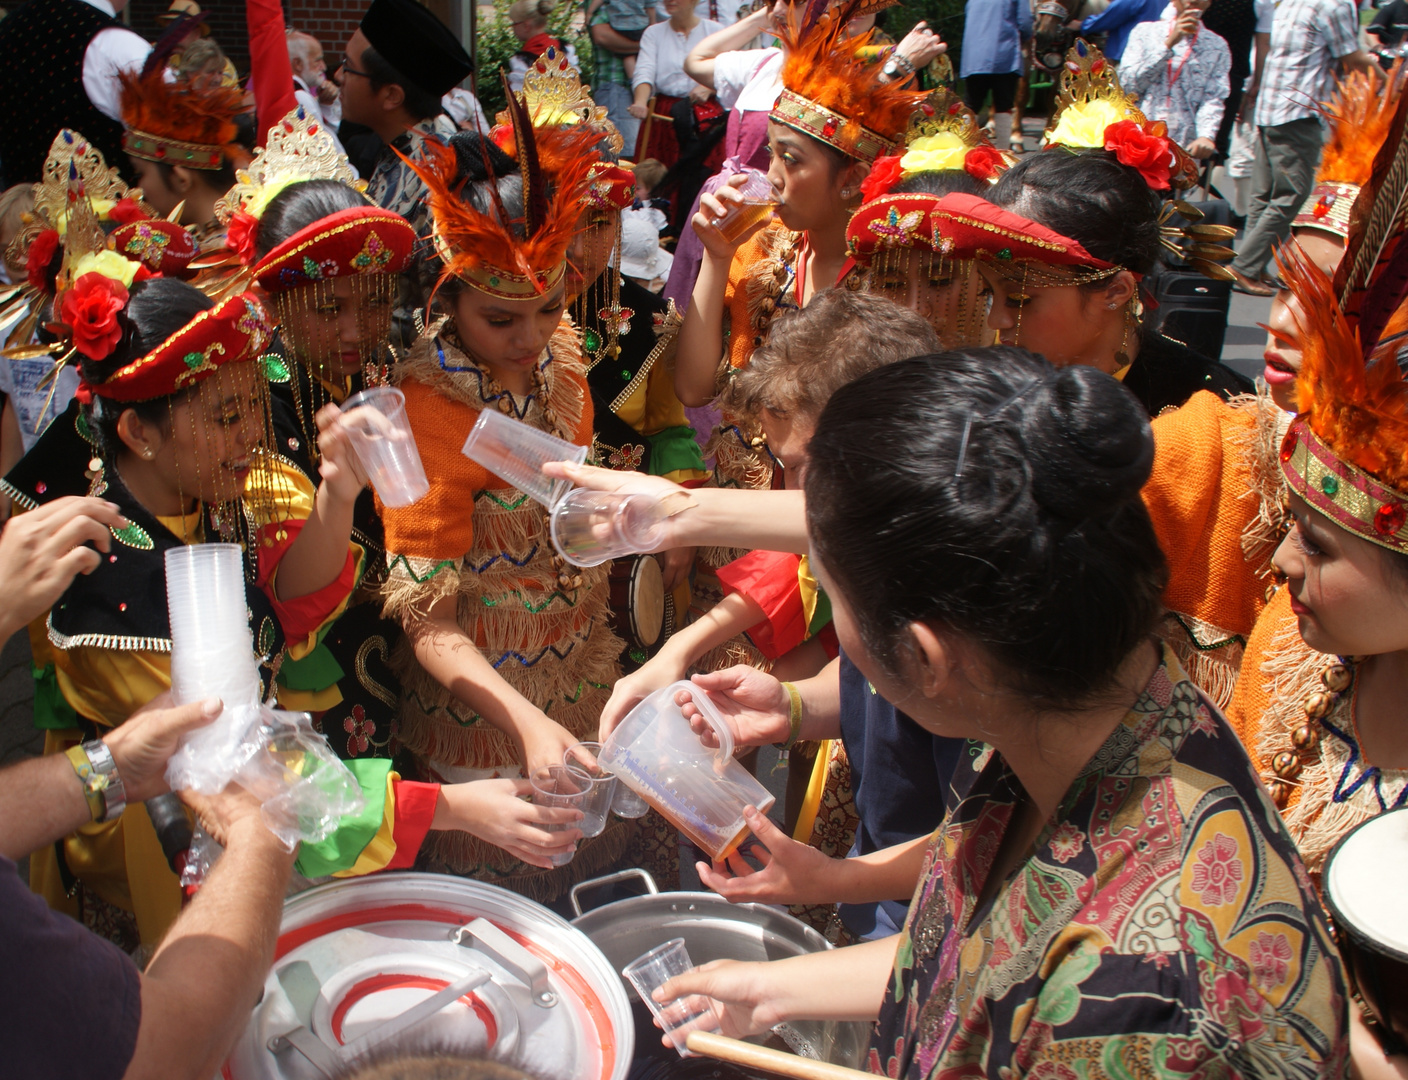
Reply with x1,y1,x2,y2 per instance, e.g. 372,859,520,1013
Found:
142,448,154,459
1106,302,1118,309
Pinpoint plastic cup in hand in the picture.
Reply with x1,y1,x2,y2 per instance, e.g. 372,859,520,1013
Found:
165,544,259,707
530,764,589,867
622,938,721,1055
611,783,650,819
715,169,778,245
563,741,618,837
461,408,588,510
338,387,429,508
550,489,668,568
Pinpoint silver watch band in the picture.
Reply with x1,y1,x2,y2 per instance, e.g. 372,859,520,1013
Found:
81,739,127,823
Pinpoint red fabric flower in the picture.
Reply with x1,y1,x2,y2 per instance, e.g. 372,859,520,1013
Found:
108,198,146,225
964,145,1006,183
489,123,518,158
225,210,260,265
861,155,903,202
61,272,129,361
1103,120,1173,191
25,228,60,293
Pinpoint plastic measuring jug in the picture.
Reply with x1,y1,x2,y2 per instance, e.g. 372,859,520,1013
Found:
597,681,775,861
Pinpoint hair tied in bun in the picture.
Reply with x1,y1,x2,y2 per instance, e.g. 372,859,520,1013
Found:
954,374,1047,478
1020,364,1153,521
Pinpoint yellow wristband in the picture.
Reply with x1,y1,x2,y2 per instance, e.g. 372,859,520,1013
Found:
65,745,106,823
779,681,802,749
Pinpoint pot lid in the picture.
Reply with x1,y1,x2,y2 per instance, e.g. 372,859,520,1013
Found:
224,874,633,1080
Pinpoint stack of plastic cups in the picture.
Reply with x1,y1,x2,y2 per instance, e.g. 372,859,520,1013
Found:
461,408,587,510
165,544,260,708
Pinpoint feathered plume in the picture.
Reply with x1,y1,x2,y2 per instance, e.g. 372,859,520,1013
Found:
501,71,549,237
1333,63,1408,355
118,69,244,156
400,121,602,298
1287,242,1408,488
1316,62,1403,188
139,12,208,79
775,0,928,154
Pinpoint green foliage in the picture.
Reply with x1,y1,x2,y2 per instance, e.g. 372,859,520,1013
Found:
472,0,595,118
883,0,967,78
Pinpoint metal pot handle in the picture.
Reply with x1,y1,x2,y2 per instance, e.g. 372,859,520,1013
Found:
569,867,658,916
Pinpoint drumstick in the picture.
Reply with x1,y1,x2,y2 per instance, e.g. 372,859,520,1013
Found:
685,1032,876,1080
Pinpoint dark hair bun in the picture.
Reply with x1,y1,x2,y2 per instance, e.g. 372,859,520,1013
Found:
1020,365,1153,521
449,131,516,185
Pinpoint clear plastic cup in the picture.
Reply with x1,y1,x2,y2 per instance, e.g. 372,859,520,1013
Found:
715,169,778,245
622,938,721,1055
549,490,668,568
611,783,650,819
598,682,775,861
564,741,619,838
165,544,260,707
338,387,429,508
530,764,589,867
461,408,588,510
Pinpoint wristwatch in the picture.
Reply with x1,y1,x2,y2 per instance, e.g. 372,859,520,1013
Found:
70,739,127,822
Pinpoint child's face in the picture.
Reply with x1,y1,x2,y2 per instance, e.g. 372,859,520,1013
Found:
759,408,815,489
633,179,652,202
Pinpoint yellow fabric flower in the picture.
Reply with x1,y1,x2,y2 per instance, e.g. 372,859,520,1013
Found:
55,200,116,236
900,131,969,174
244,176,300,221
71,249,138,288
1045,98,1128,149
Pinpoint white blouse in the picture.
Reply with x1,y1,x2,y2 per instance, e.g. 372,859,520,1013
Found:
632,17,723,97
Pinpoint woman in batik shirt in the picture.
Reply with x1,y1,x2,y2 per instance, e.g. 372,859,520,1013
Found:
652,347,1346,1078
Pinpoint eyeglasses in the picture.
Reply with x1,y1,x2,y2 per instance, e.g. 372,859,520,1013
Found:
336,56,373,78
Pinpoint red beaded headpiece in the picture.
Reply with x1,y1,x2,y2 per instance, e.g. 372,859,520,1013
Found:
85,292,274,402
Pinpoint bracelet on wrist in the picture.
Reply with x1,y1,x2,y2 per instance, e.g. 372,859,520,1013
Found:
775,682,803,750
65,740,127,823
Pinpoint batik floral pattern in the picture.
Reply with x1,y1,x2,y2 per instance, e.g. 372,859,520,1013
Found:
870,646,1347,1080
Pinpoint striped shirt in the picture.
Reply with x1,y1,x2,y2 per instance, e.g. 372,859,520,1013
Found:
1254,0,1360,127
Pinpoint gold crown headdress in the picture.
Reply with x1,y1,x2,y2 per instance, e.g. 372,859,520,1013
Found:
189,106,367,296
0,131,189,428
1043,40,1197,192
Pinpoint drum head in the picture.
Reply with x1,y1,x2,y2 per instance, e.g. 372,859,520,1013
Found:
1325,807,1408,962
629,556,665,648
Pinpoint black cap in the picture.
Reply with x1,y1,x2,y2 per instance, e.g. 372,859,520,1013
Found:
360,0,474,98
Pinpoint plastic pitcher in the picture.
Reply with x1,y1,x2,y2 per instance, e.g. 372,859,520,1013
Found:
598,682,775,861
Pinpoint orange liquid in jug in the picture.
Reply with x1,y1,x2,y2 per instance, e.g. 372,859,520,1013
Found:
718,200,778,245
634,788,752,862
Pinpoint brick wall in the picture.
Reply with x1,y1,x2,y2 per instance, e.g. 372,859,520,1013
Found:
122,0,463,75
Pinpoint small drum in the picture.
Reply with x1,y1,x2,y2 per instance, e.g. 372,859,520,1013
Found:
1323,806,1408,1052
607,554,667,655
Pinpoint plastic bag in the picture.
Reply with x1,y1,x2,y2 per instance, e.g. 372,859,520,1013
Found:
163,701,266,795
170,706,365,886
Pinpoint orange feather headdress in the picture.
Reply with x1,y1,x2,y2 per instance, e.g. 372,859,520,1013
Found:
769,0,927,163
1276,50,1408,553
119,69,247,171
1279,245,1408,552
1294,63,1405,239
403,97,605,301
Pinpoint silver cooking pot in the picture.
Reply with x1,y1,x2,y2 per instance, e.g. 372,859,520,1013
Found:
225,873,633,1080
569,869,871,1069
